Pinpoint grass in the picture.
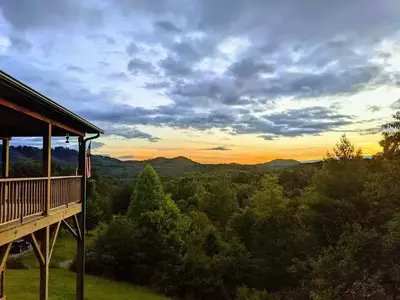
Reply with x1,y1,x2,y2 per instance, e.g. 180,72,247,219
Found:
9,228,98,269
5,269,169,300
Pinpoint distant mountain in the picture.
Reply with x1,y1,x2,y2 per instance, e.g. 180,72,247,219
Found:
1,146,301,178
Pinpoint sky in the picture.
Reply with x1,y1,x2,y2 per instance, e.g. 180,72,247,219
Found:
0,0,400,164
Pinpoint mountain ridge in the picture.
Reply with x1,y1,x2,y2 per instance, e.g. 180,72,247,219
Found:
1,145,301,178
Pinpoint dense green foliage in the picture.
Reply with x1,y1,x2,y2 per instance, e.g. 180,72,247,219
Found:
83,112,400,299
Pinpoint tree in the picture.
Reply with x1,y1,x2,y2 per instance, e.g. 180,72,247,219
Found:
200,179,239,227
326,134,362,160
379,111,400,158
86,180,106,232
127,165,164,218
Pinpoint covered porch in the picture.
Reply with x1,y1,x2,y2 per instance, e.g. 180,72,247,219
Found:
0,71,103,300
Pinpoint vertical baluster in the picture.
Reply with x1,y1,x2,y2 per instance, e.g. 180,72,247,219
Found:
6,182,10,222
12,181,16,221
0,182,4,223
11,181,14,221
21,181,24,220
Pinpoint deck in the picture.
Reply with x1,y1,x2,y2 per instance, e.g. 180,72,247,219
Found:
0,176,82,244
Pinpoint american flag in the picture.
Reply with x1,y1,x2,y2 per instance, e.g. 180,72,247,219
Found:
86,142,92,179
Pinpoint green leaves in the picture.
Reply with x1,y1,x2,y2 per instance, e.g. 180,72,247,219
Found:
127,165,165,218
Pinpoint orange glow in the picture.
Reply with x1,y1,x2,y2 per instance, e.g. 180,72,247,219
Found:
101,144,382,164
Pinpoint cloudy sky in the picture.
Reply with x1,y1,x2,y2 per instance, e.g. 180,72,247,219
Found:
0,0,400,163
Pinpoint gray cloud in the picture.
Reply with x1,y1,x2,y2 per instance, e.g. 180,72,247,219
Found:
66,65,85,73
228,58,275,79
126,42,138,56
0,0,103,31
391,99,400,110
203,146,232,151
9,35,32,52
334,126,382,136
159,56,193,77
155,20,181,32
127,58,156,75
80,101,354,140
367,105,382,113
91,141,105,149
104,125,161,142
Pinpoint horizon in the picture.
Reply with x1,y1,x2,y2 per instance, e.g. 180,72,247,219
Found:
0,1,399,164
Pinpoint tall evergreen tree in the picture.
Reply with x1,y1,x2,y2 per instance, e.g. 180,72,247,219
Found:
127,164,164,218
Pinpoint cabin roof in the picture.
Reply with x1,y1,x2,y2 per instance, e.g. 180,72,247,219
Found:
0,70,103,136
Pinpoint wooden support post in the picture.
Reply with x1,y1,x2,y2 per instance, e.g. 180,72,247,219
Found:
76,136,86,300
1,138,10,178
39,227,50,300
0,269,5,300
43,124,52,215
0,243,12,300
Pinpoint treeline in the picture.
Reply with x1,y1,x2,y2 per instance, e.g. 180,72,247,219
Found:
84,112,400,299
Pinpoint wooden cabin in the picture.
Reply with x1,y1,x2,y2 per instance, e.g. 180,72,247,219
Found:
0,71,103,300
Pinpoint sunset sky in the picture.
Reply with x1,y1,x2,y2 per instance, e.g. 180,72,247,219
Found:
0,1,400,163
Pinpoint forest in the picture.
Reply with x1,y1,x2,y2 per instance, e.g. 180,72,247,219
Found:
79,111,400,300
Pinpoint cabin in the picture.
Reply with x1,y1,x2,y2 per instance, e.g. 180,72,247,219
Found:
0,71,103,300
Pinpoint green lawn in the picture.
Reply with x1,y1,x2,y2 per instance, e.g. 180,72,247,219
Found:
5,269,169,300
9,228,98,269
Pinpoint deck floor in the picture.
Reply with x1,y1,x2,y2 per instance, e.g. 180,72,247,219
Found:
0,203,81,245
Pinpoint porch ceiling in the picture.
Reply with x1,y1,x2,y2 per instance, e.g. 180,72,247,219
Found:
0,104,71,137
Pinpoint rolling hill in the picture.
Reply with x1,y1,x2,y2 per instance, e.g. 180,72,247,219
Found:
1,145,301,178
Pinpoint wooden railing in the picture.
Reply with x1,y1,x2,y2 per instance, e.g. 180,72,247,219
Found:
0,176,82,226
50,176,81,209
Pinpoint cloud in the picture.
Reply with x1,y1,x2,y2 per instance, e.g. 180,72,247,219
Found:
103,125,161,143
9,35,32,52
154,20,181,32
127,58,156,75
117,155,135,160
367,105,382,113
90,141,105,149
228,57,275,79
0,0,103,31
203,146,232,151
391,99,400,110
126,42,138,56
66,65,85,73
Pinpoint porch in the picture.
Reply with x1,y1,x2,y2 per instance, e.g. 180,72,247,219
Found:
0,70,103,300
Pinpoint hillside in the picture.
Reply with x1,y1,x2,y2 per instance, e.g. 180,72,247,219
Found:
2,145,301,178
6,269,168,300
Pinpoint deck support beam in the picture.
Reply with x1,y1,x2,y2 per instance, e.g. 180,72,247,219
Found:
76,136,86,300
27,222,61,300
0,243,12,300
38,226,50,300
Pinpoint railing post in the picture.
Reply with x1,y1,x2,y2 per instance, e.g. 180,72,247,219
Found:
1,138,10,178
76,136,86,300
1,138,10,226
42,124,52,215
